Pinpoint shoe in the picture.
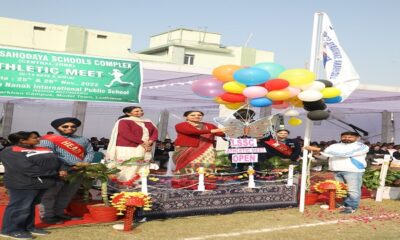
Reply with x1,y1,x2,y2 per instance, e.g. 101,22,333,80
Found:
56,214,82,221
0,232,34,239
335,203,345,209
41,217,64,224
29,228,50,236
340,207,356,214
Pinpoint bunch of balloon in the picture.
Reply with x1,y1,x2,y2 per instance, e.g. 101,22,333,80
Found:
296,79,342,121
191,63,342,123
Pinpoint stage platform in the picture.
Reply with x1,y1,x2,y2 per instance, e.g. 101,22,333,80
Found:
136,183,298,219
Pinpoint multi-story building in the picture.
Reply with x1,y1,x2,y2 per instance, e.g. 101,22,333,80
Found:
0,17,274,138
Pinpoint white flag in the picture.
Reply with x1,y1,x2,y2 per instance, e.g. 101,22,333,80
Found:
321,12,359,101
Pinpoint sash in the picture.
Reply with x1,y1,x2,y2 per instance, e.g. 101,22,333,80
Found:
41,134,85,160
265,139,293,157
12,146,52,152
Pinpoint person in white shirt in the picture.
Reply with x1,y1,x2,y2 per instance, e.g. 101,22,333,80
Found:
305,131,369,214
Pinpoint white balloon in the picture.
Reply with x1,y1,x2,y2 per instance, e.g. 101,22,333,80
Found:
299,82,313,90
298,90,323,102
307,81,326,91
284,109,300,117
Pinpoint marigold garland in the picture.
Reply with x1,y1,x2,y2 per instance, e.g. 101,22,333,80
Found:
313,180,348,198
247,168,255,175
110,192,152,215
110,174,140,186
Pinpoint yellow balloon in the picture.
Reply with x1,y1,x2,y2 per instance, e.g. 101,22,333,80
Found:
279,69,316,87
266,89,291,101
223,81,246,94
225,102,244,110
288,117,302,126
214,97,230,104
321,87,341,98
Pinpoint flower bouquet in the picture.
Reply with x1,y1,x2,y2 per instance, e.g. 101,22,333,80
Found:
111,192,152,231
313,180,348,198
313,180,348,210
111,192,152,215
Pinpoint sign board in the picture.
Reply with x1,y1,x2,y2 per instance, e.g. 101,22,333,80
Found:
229,138,262,163
0,46,142,103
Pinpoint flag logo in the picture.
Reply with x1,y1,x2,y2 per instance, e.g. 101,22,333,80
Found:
320,13,360,101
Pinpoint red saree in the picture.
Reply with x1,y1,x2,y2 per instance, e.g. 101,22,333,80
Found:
173,124,216,174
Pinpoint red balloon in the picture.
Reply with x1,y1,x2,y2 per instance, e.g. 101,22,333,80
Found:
273,100,284,105
220,92,246,103
264,79,289,91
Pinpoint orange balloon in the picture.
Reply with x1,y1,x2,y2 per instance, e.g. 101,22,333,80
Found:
212,65,243,82
287,97,304,108
214,97,230,104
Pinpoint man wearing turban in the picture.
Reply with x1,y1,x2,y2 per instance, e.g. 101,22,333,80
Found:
39,117,95,224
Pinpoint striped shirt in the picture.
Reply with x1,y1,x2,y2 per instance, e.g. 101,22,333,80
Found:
39,134,95,166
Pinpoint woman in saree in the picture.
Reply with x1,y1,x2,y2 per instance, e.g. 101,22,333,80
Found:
173,110,225,175
106,106,158,186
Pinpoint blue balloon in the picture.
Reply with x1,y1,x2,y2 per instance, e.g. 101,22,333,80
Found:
233,68,270,86
324,96,342,104
253,62,286,79
249,97,272,107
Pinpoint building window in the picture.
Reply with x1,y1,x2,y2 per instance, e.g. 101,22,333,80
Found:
33,26,46,31
184,54,195,65
97,34,107,39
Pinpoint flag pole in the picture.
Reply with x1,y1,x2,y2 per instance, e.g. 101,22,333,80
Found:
299,12,324,213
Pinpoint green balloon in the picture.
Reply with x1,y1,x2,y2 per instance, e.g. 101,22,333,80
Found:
253,62,286,79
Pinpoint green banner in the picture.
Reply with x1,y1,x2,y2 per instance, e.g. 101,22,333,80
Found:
0,46,142,103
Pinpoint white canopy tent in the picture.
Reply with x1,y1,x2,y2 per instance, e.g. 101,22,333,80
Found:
1,61,400,143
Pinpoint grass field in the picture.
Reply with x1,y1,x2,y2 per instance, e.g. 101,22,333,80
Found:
8,199,397,240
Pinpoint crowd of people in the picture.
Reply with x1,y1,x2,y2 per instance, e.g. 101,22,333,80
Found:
0,105,394,239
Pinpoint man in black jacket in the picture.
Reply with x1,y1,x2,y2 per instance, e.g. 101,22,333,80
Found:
0,131,64,239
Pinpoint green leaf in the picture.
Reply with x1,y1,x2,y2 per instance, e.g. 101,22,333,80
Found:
120,157,144,166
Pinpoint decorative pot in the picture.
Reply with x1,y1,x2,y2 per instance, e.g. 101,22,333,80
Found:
67,200,90,217
87,204,118,222
304,193,319,205
361,186,373,199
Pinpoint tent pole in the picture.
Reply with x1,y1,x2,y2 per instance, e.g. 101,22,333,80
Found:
0,102,14,138
72,101,87,136
157,109,170,141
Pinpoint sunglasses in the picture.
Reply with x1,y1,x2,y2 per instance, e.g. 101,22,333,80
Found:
60,125,77,129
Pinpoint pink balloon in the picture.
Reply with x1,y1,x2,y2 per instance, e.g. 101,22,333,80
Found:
242,86,268,98
192,78,225,98
287,87,301,97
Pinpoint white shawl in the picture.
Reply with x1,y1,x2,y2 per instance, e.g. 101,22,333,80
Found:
106,116,153,162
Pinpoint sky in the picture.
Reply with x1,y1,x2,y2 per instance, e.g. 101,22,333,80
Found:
1,0,399,86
